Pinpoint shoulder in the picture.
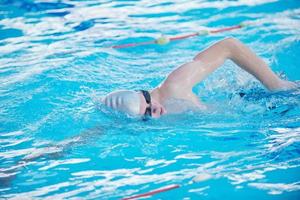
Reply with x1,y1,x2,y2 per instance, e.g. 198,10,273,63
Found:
156,82,204,106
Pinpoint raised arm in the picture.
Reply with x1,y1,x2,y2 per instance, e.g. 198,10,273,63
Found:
161,37,295,94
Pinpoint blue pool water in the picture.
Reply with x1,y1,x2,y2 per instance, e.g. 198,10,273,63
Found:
1,0,300,199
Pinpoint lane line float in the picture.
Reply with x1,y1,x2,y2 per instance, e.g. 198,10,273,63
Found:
121,173,213,199
121,184,180,200
112,23,247,49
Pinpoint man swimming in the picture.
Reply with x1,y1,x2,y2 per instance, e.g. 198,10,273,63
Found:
103,37,297,119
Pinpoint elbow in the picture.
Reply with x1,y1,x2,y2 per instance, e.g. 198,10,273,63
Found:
218,37,241,59
221,37,239,43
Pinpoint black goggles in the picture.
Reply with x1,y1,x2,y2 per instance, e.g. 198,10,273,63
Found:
140,90,152,119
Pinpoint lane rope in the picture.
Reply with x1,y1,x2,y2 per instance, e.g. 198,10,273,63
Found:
121,173,213,199
112,22,248,49
121,184,180,200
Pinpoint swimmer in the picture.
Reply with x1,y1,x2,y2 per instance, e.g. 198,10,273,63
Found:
103,37,297,119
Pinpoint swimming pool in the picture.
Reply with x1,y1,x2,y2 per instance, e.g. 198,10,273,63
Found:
0,0,300,199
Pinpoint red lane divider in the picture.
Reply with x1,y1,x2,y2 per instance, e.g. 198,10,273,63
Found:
111,23,246,49
210,24,243,33
121,184,180,200
169,33,199,41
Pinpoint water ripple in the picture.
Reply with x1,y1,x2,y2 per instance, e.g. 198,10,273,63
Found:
0,0,300,199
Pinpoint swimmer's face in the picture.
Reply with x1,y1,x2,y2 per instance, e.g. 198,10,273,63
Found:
139,92,166,118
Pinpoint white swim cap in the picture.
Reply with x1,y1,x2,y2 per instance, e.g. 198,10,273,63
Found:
103,90,141,115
